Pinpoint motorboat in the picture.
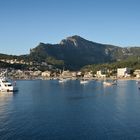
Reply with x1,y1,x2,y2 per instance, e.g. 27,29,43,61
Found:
58,78,69,83
103,80,117,86
0,77,18,92
103,81,112,86
80,79,89,84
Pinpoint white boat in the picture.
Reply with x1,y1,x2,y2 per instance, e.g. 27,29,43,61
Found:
58,78,69,83
136,81,140,89
80,79,89,84
103,81,112,86
0,77,18,92
103,80,117,86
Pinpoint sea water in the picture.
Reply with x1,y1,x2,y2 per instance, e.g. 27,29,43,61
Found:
0,80,140,140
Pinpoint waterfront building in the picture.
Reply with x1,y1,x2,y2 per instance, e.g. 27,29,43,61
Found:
42,71,51,77
134,69,140,78
61,70,74,78
96,70,106,78
117,67,131,78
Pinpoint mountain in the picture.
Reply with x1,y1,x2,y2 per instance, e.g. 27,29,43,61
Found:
29,35,140,70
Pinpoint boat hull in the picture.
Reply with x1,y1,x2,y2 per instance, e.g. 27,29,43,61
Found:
0,87,18,92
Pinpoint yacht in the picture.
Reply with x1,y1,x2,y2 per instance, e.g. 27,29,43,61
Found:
0,77,18,92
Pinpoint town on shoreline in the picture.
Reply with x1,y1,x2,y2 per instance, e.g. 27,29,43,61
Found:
0,67,140,81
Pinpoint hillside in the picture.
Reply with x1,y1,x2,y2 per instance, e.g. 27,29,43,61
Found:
1,35,140,70
29,35,140,70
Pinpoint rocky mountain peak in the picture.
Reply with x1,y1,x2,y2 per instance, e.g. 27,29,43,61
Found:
59,35,92,48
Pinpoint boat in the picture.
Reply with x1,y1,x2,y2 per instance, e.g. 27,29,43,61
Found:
136,81,140,89
58,78,69,83
80,79,89,84
103,80,117,86
103,81,112,86
0,77,18,92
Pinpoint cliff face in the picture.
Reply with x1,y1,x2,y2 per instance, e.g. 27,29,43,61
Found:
29,35,140,70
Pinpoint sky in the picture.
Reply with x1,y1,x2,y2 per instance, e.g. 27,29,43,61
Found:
0,0,140,55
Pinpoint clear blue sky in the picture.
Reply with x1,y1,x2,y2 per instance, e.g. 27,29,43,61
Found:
0,0,140,55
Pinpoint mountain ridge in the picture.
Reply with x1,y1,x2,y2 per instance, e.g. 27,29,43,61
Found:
29,35,140,70
1,35,140,70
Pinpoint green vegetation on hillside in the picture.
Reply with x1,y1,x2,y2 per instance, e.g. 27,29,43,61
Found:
1,36,140,71
82,56,140,74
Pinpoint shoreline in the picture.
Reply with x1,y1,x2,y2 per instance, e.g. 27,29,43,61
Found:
11,76,140,81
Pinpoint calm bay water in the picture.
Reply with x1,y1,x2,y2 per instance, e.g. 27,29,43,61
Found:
0,80,140,140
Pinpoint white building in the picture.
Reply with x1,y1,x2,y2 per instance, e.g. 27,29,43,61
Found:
42,71,51,77
84,71,93,78
96,70,106,78
117,68,131,78
134,69,140,78
76,71,82,77
32,70,42,76
61,70,74,78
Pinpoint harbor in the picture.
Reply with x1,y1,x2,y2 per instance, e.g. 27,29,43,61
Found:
0,79,140,139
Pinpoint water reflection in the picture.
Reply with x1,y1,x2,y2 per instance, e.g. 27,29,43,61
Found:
0,92,15,129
